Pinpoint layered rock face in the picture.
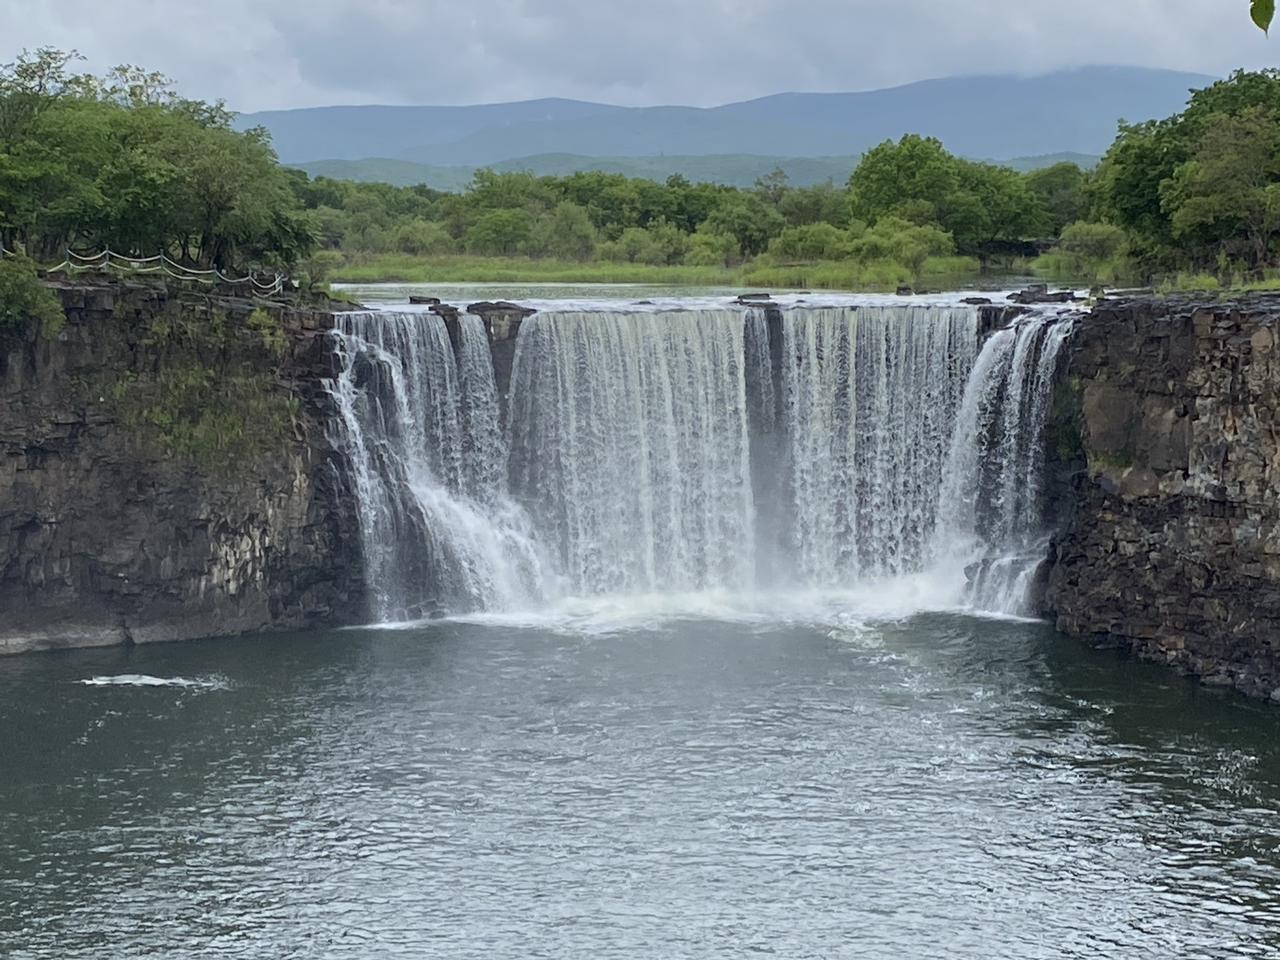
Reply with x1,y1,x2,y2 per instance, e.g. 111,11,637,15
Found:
1046,295,1280,699
0,282,365,654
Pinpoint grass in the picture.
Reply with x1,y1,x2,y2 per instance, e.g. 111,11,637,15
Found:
330,253,984,291
107,305,299,472
740,255,979,290
1156,272,1222,294
331,254,740,286
1034,254,1280,295
1031,250,1136,286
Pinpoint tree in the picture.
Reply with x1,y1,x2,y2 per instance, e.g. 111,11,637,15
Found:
465,209,533,256
0,48,313,269
684,226,739,266
849,135,959,226
1026,163,1089,236
779,181,848,227
0,252,63,335
703,195,784,257
847,136,1035,255
1094,70,1280,270
529,201,597,260
1161,107,1280,269
847,217,954,273
392,219,454,255
1058,222,1127,261
768,223,852,261
753,168,789,209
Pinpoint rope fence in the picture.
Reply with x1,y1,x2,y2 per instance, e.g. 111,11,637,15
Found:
0,246,287,296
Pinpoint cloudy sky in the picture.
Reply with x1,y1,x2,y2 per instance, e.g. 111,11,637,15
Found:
0,0,1273,111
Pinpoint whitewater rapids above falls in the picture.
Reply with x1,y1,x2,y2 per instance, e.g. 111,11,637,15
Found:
326,292,1082,627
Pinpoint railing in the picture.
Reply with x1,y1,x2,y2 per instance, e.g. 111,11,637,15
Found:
0,246,287,296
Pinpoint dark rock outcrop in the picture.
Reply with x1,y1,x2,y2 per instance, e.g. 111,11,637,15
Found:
0,280,366,654
468,301,536,401
1008,284,1083,305
1044,293,1280,699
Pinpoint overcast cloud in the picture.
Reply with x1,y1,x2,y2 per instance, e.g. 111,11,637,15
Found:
0,0,1272,111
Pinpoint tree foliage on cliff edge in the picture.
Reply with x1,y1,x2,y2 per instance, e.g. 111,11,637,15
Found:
1091,69,1280,274
0,253,63,335
0,48,313,271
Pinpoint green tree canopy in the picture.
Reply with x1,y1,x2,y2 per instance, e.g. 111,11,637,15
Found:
0,48,313,269
1093,69,1280,270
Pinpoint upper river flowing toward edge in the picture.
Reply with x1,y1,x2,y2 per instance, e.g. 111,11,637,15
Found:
3,609,1280,959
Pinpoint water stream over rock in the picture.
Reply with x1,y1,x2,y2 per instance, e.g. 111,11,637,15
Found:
329,298,1076,620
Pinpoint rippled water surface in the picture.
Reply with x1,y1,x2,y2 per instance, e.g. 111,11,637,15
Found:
3,614,1280,958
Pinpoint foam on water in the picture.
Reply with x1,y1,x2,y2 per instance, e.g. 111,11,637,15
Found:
78,675,229,689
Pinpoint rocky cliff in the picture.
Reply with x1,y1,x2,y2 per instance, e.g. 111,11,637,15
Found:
0,280,366,654
1045,294,1280,700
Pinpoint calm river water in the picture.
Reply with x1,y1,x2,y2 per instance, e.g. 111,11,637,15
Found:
3,612,1280,958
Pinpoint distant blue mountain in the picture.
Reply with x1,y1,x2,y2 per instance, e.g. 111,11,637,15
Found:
242,66,1214,170
241,98,622,166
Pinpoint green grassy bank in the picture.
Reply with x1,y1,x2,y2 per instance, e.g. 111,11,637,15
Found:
327,254,984,291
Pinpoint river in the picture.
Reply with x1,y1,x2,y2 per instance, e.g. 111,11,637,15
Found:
3,610,1280,958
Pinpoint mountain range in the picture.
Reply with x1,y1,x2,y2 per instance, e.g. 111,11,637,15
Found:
239,66,1214,190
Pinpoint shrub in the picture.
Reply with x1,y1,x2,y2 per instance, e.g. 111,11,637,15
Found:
392,219,455,256
684,228,739,267
767,223,854,261
0,254,65,337
847,217,955,273
1059,221,1128,261
247,308,287,358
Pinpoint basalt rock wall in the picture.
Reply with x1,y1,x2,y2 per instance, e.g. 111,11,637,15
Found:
1045,294,1280,699
0,280,366,654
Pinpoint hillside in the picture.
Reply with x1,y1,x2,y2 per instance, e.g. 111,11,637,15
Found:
244,66,1213,171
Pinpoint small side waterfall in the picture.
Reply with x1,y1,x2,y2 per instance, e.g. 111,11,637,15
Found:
329,311,550,618
328,300,1077,622
934,311,1076,614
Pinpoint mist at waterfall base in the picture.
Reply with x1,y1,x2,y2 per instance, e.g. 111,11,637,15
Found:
330,296,1074,628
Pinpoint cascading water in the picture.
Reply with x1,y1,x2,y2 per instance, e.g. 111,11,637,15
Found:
934,310,1076,614
778,305,978,585
328,311,550,618
506,309,755,596
329,298,1077,623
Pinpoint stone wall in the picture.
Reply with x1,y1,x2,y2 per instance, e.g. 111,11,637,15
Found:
0,280,366,654
1045,294,1280,700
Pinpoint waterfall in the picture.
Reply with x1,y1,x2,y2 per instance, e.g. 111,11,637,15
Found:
329,300,1077,622
934,310,1076,614
778,305,978,585
507,309,755,596
328,311,550,618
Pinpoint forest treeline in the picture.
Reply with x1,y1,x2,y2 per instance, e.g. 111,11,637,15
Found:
3,47,1280,292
